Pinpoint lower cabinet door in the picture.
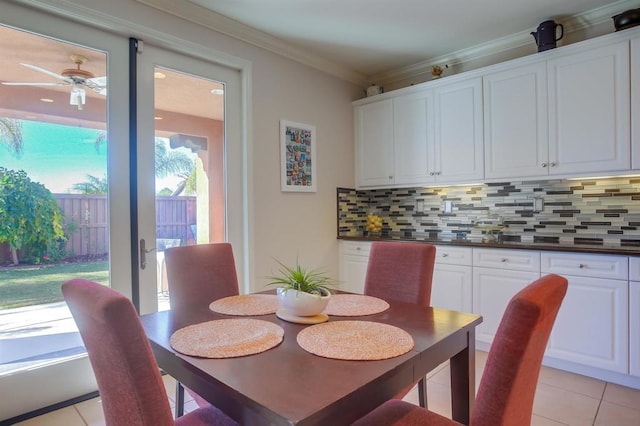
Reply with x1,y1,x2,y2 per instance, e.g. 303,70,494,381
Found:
473,267,540,345
339,255,369,294
432,264,472,312
631,281,640,377
546,275,628,373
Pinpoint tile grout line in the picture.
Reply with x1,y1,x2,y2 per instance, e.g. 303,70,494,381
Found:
591,382,607,426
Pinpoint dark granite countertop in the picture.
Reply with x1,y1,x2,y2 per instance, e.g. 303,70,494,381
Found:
338,235,640,256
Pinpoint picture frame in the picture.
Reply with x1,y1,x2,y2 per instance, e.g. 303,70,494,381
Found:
280,120,317,192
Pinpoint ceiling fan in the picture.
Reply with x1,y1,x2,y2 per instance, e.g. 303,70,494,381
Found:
1,54,106,110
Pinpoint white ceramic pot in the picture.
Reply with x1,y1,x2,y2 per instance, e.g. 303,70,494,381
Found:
277,287,331,317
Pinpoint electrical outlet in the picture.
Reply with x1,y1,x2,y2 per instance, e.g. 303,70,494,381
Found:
416,199,424,213
444,200,453,213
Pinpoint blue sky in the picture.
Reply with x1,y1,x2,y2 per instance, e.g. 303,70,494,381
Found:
1,119,191,194
1,120,107,193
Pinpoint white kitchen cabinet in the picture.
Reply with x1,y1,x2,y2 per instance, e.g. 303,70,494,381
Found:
632,37,640,169
433,77,484,183
483,61,548,179
473,266,540,347
355,99,394,187
542,252,629,373
356,77,483,188
629,257,640,377
547,41,630,175
393,90,434,185
338,241,371,294
432,246,472,312
472,248,540,346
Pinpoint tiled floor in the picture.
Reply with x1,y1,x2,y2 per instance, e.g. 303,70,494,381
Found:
13,350,640,426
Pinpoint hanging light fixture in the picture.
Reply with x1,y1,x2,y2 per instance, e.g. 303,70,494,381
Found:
70,84,86,110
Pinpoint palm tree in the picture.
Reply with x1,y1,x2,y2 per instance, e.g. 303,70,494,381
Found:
0,117,24,157
154,138,196,195
72,174,108,194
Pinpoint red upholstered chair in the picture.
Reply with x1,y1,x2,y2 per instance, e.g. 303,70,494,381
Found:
164,243,240,412
353,273,568,426
364,241,436,407
62,279,237,426
164,243,240,315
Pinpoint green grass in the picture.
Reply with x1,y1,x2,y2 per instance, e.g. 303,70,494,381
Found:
0,261,109,310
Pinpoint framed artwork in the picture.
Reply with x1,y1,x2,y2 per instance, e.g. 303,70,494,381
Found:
280,120,317,192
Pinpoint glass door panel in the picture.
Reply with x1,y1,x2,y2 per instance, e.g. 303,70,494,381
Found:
0,3,129,420
136,44,243,314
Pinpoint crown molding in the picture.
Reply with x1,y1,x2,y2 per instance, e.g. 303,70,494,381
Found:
135,0,369,86
371,0,640,85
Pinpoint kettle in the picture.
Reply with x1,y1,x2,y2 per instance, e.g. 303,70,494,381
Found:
531,20,564,52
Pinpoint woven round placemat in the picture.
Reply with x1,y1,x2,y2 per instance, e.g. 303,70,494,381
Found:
170,318,284,358
323,294,390,316
296,320,414,360
209,294,280,316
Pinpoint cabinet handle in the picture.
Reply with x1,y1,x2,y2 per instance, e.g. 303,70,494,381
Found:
442,253,449,257
356,247,361,251
579,263,586,268
501,258,508,262
429,172,435,176
550,162,557,167
542,163,548,168
388,176,393,180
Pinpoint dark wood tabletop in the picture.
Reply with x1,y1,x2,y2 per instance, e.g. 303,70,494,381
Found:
140,294,482,426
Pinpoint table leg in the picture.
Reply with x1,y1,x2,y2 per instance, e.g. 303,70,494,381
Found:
417,377,428,408
175,381,185,418
450,329,475,425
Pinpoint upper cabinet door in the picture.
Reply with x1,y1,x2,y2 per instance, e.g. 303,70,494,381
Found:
355,99,394,187
393,90,435,185
483,61,548,179
631,37,640,170
548,41,630,175
434,77,484,183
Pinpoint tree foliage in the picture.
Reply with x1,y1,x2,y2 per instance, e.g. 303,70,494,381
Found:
72,174,108,194
0,117,24,157
0,167,65,265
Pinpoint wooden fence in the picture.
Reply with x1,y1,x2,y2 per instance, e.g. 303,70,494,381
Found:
0,194,196,263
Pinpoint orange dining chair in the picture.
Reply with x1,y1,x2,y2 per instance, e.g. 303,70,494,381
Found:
62,279,238,426
164,243,240,414
364,241,437,407
353,273,568,426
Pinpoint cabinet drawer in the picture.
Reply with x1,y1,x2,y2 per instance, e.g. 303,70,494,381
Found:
541,252,628,280
435,246,472,266
629,257,640,282
340,241,372,257
473,248,540,272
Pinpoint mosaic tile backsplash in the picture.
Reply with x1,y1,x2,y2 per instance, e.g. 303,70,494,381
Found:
337,177,640,246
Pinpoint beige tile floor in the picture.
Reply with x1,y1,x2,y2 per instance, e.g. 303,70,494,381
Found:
14,350,640,426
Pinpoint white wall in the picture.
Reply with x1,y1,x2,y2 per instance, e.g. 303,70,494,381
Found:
27,0,362,289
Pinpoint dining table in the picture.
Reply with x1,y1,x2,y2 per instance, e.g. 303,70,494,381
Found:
140,291,483,426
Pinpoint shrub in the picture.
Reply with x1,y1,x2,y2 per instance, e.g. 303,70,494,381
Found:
0,167,65,265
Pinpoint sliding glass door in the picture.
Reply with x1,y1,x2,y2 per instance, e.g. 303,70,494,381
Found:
135,43,244,314
0,3,130,420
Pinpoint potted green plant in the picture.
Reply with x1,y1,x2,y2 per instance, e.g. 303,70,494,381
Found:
268,259,334,317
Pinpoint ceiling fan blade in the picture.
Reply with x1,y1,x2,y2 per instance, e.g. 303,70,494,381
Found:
2,81,69,86
85,76,107,95
20,63,68,81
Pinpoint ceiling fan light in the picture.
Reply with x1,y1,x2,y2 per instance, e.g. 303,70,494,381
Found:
70,85,86,110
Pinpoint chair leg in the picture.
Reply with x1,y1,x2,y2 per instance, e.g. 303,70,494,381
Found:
175,381,185,417
417,377,428,408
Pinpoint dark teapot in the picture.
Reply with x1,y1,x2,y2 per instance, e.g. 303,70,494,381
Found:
531,20,564,52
